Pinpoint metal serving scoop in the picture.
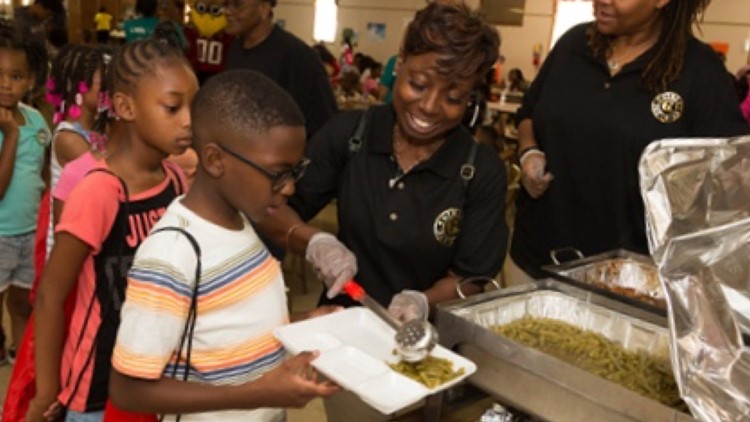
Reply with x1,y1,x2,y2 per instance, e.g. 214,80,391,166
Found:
343,280,437,362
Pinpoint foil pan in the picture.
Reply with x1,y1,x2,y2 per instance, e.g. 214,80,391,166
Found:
437,281,691,421
452,290,670,356
639,136,750,422
544,249,665,310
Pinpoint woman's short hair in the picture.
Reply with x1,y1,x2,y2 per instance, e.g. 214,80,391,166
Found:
401,0,500,83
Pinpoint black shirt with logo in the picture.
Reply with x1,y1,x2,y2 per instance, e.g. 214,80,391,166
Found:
289,105,508,307
511,23,750,277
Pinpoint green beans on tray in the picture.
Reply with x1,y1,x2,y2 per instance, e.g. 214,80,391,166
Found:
389,355,465,388
493,317,685,409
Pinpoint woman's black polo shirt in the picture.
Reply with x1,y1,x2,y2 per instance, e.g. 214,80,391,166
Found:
290,104,508,307
512,23,750,277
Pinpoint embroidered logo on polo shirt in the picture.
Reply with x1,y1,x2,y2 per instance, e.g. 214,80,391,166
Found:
433,208,462,247
651,91,683,123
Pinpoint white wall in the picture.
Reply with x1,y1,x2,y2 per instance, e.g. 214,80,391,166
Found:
494,0,555,80
700,0,750,74
275,0,553,79
274,0,750,80
275,0,425,65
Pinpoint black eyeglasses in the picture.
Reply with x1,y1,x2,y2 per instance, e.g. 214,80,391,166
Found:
218,143,310,192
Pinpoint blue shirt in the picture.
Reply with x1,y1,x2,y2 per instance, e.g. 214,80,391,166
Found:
0,103,50,235
124,17,187,48
123,16,159,42
379,55,398,104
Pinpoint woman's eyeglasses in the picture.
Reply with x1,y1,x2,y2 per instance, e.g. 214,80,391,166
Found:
218,143,310,193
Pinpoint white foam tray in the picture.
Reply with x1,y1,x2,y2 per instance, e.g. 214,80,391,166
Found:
273,307,476,415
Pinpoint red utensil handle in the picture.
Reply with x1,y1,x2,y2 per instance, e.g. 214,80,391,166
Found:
343,279,365,301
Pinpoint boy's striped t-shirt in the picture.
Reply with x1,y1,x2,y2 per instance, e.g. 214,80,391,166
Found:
113,198,288,422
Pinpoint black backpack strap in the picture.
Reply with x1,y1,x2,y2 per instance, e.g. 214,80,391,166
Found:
347,107,374,155
151,227,201,381
85,168,131,311
64,168,131,407
460,141,478,190
86,167,129,200
150,226,201,422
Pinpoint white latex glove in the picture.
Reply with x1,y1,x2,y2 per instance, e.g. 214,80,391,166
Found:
387,290,429,323
305,232,357,298
520,150,554,199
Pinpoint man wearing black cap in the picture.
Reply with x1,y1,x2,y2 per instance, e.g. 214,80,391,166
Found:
225,0,337,139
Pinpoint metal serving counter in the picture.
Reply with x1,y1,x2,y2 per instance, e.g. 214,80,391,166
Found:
436,279,693,422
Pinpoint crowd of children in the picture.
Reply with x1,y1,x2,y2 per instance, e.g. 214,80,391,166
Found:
0,18,339,422
0,4,518,421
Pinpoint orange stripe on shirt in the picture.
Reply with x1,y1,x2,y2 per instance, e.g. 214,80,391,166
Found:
126,278,190,316
187,333,283,371
198,259,280,312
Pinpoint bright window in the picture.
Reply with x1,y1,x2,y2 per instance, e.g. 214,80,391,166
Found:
2,0,18,17
550,0,594,48
313,0,337,43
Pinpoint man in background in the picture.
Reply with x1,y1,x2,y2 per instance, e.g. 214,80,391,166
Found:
14,0,63,118
14,0,65,44
224,0,337,139
124,0,159,41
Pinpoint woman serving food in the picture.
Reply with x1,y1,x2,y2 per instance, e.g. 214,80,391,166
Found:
509,0,749,282
260,0,507,324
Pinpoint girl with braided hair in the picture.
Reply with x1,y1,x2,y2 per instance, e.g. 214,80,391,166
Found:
46,44,110,239
0,20,51,371
29,39,197,422
1,44,112,422
509,0,750,282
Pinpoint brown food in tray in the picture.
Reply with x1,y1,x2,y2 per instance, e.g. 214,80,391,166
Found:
567,259,666,308
589,280,666,308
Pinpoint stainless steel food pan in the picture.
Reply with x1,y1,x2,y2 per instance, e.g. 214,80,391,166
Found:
436,279,692,422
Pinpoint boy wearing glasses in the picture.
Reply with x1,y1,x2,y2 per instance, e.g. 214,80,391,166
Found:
109,70,338,421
